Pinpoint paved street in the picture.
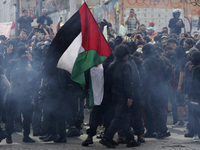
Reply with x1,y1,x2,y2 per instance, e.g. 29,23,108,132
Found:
0,110,199,150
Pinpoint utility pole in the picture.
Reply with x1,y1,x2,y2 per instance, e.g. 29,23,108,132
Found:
36,0,42,17
70,0,77,17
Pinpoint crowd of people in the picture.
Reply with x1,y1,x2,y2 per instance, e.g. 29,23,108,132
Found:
0,7,199,149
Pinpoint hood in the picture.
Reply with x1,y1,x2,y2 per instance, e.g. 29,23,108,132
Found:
191,51,200,66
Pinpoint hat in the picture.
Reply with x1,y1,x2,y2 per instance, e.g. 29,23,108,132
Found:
148,21,155,27
161,36,168,40
22,9,27,13
147,27,154,31
161,30,168,34
185,47,199,54
17,46,28,57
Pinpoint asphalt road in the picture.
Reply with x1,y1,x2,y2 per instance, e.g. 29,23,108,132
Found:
0,110,199,150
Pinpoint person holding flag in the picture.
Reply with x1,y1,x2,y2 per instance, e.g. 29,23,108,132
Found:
42,1,112,144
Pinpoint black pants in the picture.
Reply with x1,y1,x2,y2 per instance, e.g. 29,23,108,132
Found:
87,105,104,136
4,94,33,136
42,96,66,137
145,93,168,134
118,94,144,137
104,97,134,141
87,96,114,136
170,90,178,124
65,94,83,129
187,101,194,133
193,104,200,135
32,98,44,134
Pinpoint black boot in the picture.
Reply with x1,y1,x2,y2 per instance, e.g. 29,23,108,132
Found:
82,135,93,146
66,128,80,137
54,136,67,143
126,140,141,147
184,132,194,138
6,134,13,144
99,138,115,148
23,136,35,143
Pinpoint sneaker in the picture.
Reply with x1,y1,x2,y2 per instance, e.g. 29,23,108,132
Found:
137,135,145,143
193,135,199,141
0,131,7,142
156,131,171,139
23,136,35,143
172,121,185,128
156,132,165,139
143,132,156,138
43,134,58,142
82,135,93,146
113,136,127,144
39,134,49,140
66,128,80,137
99,138,115,148
164,131,171,137
6,135,13,144
54,136,67,143
184,132,194,138
126,140,141,147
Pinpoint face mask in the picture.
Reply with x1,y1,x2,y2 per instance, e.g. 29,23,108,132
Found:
165,53,173,58
183,45,190,51
191,57,199,66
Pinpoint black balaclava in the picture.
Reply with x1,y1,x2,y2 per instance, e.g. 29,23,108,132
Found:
142,44,155,59
174,46,185,60
191,51,200,66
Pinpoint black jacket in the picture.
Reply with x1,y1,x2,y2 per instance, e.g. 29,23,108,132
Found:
189,65,200,103
143,53,167,93
37,15,53,26
105,58,134,100
132,56,146,83
168,18,185,35
6,58,35,96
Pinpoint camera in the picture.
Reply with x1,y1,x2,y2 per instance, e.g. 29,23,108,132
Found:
137,35,141,39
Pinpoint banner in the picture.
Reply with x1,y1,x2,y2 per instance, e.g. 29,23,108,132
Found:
0,22,12,38
119,25,127,36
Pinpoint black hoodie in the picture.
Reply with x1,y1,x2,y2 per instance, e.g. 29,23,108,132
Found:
168,17,185,35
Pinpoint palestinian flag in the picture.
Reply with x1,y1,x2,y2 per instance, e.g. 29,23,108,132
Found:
45,2,112,87
89,64,104,106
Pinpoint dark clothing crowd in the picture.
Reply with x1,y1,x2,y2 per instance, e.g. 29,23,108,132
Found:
0,8,200,149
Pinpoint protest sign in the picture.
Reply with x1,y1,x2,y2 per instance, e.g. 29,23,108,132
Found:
0,22,12,38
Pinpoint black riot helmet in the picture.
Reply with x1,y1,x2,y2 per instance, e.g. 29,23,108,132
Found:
173,9,181,18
